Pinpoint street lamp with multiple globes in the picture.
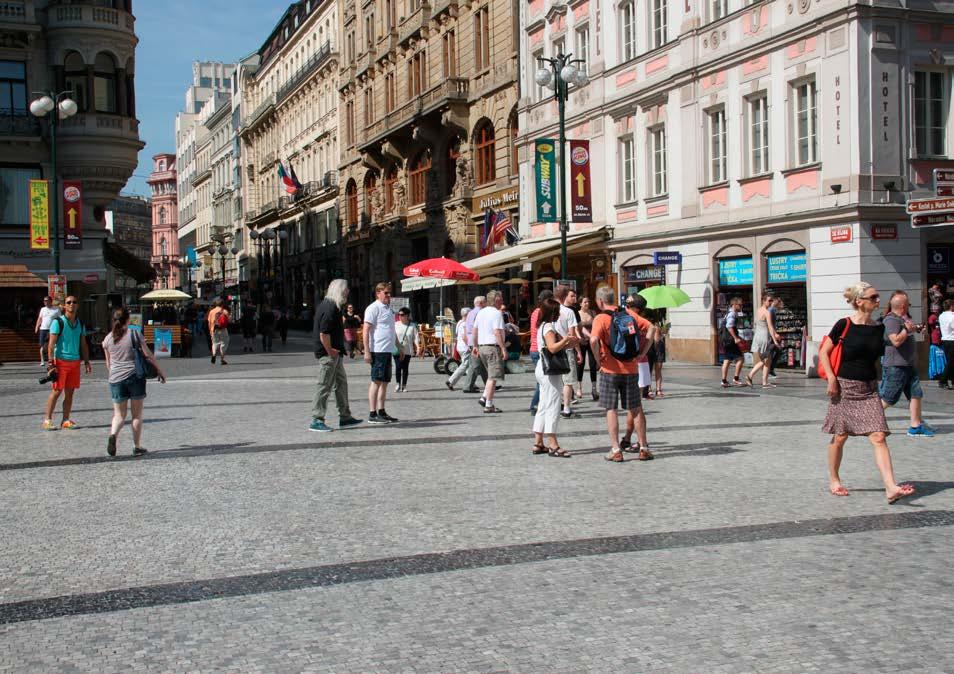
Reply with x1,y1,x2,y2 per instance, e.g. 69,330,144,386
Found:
534,54,588,282
29,92,78,275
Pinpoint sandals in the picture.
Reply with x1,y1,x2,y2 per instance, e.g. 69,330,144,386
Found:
604,449,624,462
830,485,850,497
532,443,548,455
548,446,572,458
887,483,915,504
744,375,754,387
654,389,664,398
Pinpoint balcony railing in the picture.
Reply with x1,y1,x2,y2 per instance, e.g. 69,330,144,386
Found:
0,111,40,136
47,2,134,34
399,4,430,44
56,112,140,142
276,42,333,103
0,1,29,23
243,93,276,130
421,78,469,110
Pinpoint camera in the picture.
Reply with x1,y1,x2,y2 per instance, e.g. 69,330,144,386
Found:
38,367,57,385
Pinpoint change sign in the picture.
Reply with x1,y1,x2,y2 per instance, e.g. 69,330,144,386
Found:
569,140,592,223
534,139,558,222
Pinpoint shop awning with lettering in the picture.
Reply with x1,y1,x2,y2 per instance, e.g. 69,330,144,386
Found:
461,227,607,276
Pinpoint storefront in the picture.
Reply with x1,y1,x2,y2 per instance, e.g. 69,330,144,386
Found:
764,251,808,369
623,264,665,296
715,255,754,361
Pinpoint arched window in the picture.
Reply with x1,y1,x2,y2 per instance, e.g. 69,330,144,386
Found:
409,151,431,205
94,52,117,113
364,171,378,220
509,110,519,176
64,52,87,112
474,120,496,185
384,166,398,211
346,180,358,226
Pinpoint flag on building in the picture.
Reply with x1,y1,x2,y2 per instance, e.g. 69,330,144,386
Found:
289,162,303,192
278,162,298,195
492,209,515,246
480,209,497,256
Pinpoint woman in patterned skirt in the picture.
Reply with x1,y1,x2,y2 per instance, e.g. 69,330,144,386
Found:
819,282,915,504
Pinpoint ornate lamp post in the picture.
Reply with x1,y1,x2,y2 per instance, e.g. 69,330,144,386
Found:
534,54,588,281
178,256,201,297
29,92,78,275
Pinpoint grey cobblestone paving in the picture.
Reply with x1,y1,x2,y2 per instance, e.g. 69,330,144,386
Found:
1,333,953,671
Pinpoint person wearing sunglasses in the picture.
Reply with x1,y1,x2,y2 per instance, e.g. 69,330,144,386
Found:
818,282,914,504
43,295,92,431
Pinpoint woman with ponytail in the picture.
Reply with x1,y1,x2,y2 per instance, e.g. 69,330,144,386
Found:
102,307,166,457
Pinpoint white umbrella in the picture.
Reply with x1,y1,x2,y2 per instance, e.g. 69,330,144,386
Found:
139,289,193,301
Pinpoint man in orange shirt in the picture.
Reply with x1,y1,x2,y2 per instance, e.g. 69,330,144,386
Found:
590,286,654,462
207,298,230,365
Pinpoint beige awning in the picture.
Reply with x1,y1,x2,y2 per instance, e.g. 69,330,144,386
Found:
462,228,607,275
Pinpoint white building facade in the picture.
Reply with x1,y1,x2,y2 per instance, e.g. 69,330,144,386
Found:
517,0,954,369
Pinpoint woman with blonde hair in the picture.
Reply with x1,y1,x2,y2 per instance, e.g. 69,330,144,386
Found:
818,282,914,503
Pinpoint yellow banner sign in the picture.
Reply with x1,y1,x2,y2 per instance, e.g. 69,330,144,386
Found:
30,179,50,250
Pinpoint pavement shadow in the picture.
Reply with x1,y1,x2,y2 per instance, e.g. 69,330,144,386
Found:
568,440,749,458
81,417,194,430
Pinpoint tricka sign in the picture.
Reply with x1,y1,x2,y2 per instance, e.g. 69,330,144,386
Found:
534,139,558,222
718,257,754,286
63,181,83,250
766,253,807,283
569,139,592,223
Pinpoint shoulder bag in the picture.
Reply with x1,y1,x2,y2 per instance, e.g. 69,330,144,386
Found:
540,323,571,375
818,317,851,380
131,330,159,380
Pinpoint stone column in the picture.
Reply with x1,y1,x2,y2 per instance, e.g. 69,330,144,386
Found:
116,68,127,116
85,65,95,112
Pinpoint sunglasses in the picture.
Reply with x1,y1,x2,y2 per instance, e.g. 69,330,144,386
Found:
64,301,78,305
861,293,880,301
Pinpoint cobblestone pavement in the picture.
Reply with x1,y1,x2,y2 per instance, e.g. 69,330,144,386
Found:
2,332,953,672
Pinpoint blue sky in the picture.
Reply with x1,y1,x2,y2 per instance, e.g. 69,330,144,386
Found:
124,0,290,197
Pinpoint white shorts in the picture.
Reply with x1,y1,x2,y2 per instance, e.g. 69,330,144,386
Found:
638,361,651,388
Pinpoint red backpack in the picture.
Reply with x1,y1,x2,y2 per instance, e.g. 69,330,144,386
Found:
215,311,229,329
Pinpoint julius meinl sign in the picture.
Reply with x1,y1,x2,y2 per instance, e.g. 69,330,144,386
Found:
534,139,558,222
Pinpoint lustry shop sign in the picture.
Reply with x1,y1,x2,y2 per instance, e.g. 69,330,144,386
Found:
718,257,754,286
766,253,807,283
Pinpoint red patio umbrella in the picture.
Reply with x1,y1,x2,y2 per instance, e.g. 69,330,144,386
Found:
403,257,480,281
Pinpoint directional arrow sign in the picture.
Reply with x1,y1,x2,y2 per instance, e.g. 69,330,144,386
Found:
62,180,83,249
569,139,593,223
575,172,586,196
912,210,954,228
907,196,954,213
67,207,77,228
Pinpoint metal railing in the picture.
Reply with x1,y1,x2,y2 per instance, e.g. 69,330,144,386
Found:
0,1,27,22
0,110,40,136
243,93,276,129
276,42,333,103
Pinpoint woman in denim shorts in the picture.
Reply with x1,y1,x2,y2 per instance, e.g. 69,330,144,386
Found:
102,308,166,457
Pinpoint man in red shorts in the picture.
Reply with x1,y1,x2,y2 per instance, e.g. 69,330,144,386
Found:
43,295,92,430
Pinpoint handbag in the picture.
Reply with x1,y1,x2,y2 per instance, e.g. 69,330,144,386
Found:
818,317,851,380
132,330,159,380
540,323,571,375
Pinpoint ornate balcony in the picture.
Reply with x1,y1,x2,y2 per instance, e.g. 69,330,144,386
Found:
276,42,333,103
46,1,135,36
398,4,430,46
0,111,40,136
54,111,143,205
358,79,468,151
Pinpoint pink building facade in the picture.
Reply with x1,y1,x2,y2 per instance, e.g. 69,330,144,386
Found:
147,153,180,289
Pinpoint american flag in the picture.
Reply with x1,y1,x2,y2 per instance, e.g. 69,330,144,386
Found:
492,209,515,245
480,209,496,256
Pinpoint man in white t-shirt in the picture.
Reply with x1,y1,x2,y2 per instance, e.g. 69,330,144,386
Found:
34,296,61,367
554,285,581,417
472,289,507,413
363,282,398,424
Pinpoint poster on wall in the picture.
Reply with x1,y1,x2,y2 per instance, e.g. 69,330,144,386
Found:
766,253,807,283
29,179,50,250
62,181,83,250
569,140,592,222
534,139,558,222
718,258,754,286
153,328,172,358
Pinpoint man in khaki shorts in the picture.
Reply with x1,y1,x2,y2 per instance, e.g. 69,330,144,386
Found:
472,289,507,413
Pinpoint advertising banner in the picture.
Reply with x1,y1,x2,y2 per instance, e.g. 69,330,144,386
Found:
29,179,50,250
534,139,558,222
47,274,67,304
569,140,592,222
718,257,754,286
766,253,807,283
62,181,83,250
153,328,173,358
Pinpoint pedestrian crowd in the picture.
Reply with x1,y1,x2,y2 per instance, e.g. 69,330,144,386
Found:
33,277,945,504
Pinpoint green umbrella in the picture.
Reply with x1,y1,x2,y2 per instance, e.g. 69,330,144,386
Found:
637,285,691,309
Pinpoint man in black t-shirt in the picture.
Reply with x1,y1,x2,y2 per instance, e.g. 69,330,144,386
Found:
310,279,362,432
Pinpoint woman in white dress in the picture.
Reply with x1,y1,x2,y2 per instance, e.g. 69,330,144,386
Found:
532,298,580,458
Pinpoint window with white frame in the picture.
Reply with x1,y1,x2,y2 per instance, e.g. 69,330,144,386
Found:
748,93,769,175
553,38,565,59
650,126,667,195
915,71,949,157
620,1,636,62
711,0,727,21
794,80,817,165
575,26,590,72
652,0,667,49
707,107,727,183
619,135,636,202
533,49,545,101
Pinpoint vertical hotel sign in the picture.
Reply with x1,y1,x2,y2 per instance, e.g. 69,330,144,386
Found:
534,139,558,222
29,179,50,249
63,181,83,249
569,140,592,222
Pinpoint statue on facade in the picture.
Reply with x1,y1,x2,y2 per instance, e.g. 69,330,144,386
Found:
371,188,385,221
394,172,407,210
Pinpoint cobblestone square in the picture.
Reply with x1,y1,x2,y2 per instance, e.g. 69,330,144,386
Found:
2,335,953,672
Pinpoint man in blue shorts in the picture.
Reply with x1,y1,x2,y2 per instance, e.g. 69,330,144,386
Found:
880,290,933,437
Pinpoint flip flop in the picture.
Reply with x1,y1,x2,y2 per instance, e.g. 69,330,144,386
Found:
830,485,850,497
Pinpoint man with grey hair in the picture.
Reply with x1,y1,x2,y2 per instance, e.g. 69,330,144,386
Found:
459,295,489,393
446,306,472,390
880,290,933,437
309,279,362,432
473,289,507,413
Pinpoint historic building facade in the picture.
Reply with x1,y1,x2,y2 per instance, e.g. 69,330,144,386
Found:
338,0,520,312
146,153,179,290
239,0,342,312
0,0,142,297
516,0,954,369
